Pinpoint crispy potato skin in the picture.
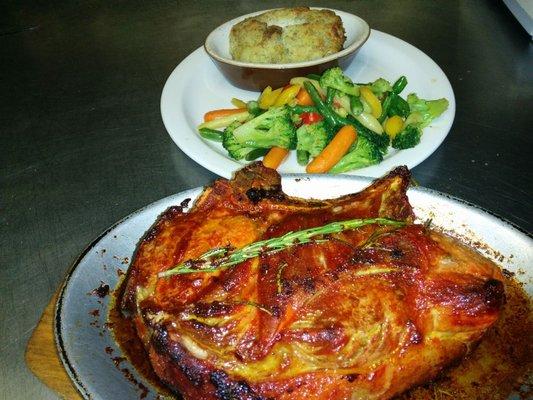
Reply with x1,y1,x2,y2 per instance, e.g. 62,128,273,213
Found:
120,163,505,400
229,7,346,63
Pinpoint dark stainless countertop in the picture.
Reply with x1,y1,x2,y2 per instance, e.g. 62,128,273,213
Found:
1,1,531,398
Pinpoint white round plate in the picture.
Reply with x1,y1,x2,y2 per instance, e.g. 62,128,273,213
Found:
161,29,456,178
55,175,529,399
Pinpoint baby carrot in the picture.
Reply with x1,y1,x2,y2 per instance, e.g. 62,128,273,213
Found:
204,108,247,122
295,87,314,106
263,147,289,169
306,125,357,174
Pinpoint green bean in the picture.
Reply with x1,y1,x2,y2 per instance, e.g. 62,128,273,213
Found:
378,95,393,123
303,81,340,128
392,76,408,94
245,148,269,161
326,87,336,105
306,73,322,80
288,105,318,114
198,127,223,142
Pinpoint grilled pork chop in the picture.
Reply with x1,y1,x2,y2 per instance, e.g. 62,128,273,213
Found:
120,163,505,400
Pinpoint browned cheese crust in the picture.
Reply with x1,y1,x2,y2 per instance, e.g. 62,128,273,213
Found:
120,163,505,400
229,7,346,64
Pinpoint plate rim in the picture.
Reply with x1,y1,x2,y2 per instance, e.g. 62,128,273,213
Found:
161,29,457,179
54,175,531,399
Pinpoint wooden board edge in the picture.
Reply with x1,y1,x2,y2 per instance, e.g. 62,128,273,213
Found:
25,290,82,400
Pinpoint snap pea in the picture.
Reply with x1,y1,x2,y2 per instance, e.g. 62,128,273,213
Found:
198,127,223,142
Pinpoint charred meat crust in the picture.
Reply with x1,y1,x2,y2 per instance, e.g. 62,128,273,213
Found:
209,371,267,400
151,326,266,400
152,327,206,388
245,187,284,204
483,279,506,309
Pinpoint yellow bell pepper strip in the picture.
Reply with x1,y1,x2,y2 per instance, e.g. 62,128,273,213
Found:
360,86,382,118
274,84,301,107
263,147,289,169
257,86,272,110
384,115,404,138
258,86,283,109
231,97,247,108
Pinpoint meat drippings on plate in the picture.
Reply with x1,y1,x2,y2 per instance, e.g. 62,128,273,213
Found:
112,163,529,399
398,275,532,400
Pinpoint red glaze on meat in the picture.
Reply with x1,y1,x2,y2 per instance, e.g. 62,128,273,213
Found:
120,163,505,400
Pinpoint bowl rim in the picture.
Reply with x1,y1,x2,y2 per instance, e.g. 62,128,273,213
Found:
204,7,371,70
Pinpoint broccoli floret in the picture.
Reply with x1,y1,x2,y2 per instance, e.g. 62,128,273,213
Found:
389,94,448,151
406,94,449,127
391,125,422,149
320,67,360,96
347,116,390,155
330,135,383,174
296,121,332,158
222,122,257,160
360,126,390,155
368,78,392,98
231,106,296,150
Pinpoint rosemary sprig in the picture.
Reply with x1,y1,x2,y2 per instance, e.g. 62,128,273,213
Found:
158,217,406,278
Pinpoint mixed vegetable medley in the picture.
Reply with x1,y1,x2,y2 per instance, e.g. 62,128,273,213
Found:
197,67,449,173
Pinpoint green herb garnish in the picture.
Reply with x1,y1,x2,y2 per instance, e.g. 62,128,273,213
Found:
158,217,406,278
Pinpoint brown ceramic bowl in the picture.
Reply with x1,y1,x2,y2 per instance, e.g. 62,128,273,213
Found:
204,8,370,91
